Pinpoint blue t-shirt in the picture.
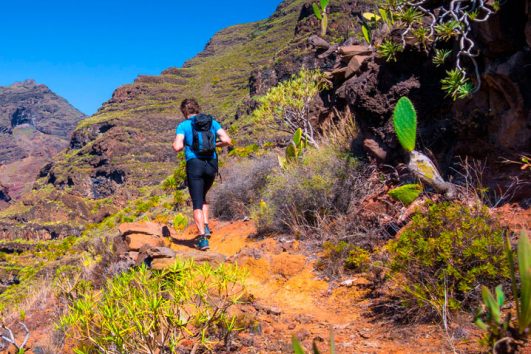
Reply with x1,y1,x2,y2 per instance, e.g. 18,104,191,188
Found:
176,115,222,161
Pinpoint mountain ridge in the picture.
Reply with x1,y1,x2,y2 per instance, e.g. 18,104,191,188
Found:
0,80,85,206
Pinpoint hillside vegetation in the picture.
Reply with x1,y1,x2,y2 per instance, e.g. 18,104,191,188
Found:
0,0,529,353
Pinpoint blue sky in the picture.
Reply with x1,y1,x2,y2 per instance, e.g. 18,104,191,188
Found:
0,0,281,115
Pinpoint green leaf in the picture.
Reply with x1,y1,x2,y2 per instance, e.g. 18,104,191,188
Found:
286,144,298,161
474,317,488,330
495,285,505,308
278,155,287,169
313,3,322,20
388,184,423,205
293,128,303,147
378,8,390,24
517,231,531,332
320,0,329,10
392,97,417,152
361,24,371,45
363,12,381,22
482,286,501,324
292,336,306,354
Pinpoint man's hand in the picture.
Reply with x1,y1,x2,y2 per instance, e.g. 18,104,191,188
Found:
173,134,184,152
216,128,232,147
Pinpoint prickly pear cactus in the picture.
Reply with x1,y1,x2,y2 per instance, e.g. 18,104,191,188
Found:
393,97,417,152
388,183,423,205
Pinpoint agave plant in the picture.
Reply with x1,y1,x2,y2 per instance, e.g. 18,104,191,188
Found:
475,231,530,352
278,128,308,169
313,0,329,37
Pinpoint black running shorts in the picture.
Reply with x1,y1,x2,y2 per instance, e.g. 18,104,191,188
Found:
186,158,218,210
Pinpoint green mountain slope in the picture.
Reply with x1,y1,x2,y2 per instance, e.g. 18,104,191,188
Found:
0,0,358,239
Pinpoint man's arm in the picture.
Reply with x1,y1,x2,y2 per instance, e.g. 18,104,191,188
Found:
216,128,232,147
173,134,185,152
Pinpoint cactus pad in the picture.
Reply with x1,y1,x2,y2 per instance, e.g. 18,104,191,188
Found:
393,97,417,152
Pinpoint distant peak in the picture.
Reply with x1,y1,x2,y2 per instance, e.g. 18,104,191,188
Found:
12,79,38,87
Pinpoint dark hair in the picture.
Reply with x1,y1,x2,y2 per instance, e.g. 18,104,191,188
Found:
180,98,201,117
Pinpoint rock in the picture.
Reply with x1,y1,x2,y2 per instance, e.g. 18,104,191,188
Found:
119,222,164,237
363,138,388,160
308,35,330,49
254,303,282,315
136,245,226,268
0,184,11,203
125,234,165,251
338,44,372,58
340,279,355,287
151,258,177,270
344,54,371,78
139,246,176,259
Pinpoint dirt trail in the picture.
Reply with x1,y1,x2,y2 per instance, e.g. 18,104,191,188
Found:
170,220,475,353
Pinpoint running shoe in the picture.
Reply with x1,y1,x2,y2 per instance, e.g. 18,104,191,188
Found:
196,236,210,251
204,224,212,238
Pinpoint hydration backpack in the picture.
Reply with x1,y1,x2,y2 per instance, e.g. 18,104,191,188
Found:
191,114,216,156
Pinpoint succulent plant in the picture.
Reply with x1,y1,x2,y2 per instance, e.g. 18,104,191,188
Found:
388,183,423,205
312,0,329,37
279,128,308,168
393,97,417,152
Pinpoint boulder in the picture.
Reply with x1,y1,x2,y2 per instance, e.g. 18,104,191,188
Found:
118,222,164,237
125,233,165,251
136,245,227,269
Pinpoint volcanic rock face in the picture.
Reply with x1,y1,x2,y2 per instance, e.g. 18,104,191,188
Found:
0,80,85,204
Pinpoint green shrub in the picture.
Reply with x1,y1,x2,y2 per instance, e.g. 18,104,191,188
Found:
211,154,278,221
59,260,247,353
388,202,509,318
173,213,188,231
318,241,371,276
162,159,188,208
228,143,260,158
255,146,364,236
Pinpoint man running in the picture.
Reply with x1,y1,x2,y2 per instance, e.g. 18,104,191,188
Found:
172,98,232,250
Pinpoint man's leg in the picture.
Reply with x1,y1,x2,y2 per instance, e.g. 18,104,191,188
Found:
202,160,217,235
186,159,206,235
202,204,209,225
193,208,205,235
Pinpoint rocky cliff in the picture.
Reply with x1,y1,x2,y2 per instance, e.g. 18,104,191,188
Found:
0,80,85,205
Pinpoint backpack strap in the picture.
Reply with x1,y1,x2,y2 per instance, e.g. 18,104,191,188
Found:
192,120,200,151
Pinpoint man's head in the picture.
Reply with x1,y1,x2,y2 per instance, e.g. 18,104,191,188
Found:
180,98,201,118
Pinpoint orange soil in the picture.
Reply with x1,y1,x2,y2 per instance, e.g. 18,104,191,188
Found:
169,220,483,353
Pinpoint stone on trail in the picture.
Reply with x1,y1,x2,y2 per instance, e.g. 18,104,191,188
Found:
125,233,166,251
135,245,226,269
118,221,164,237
